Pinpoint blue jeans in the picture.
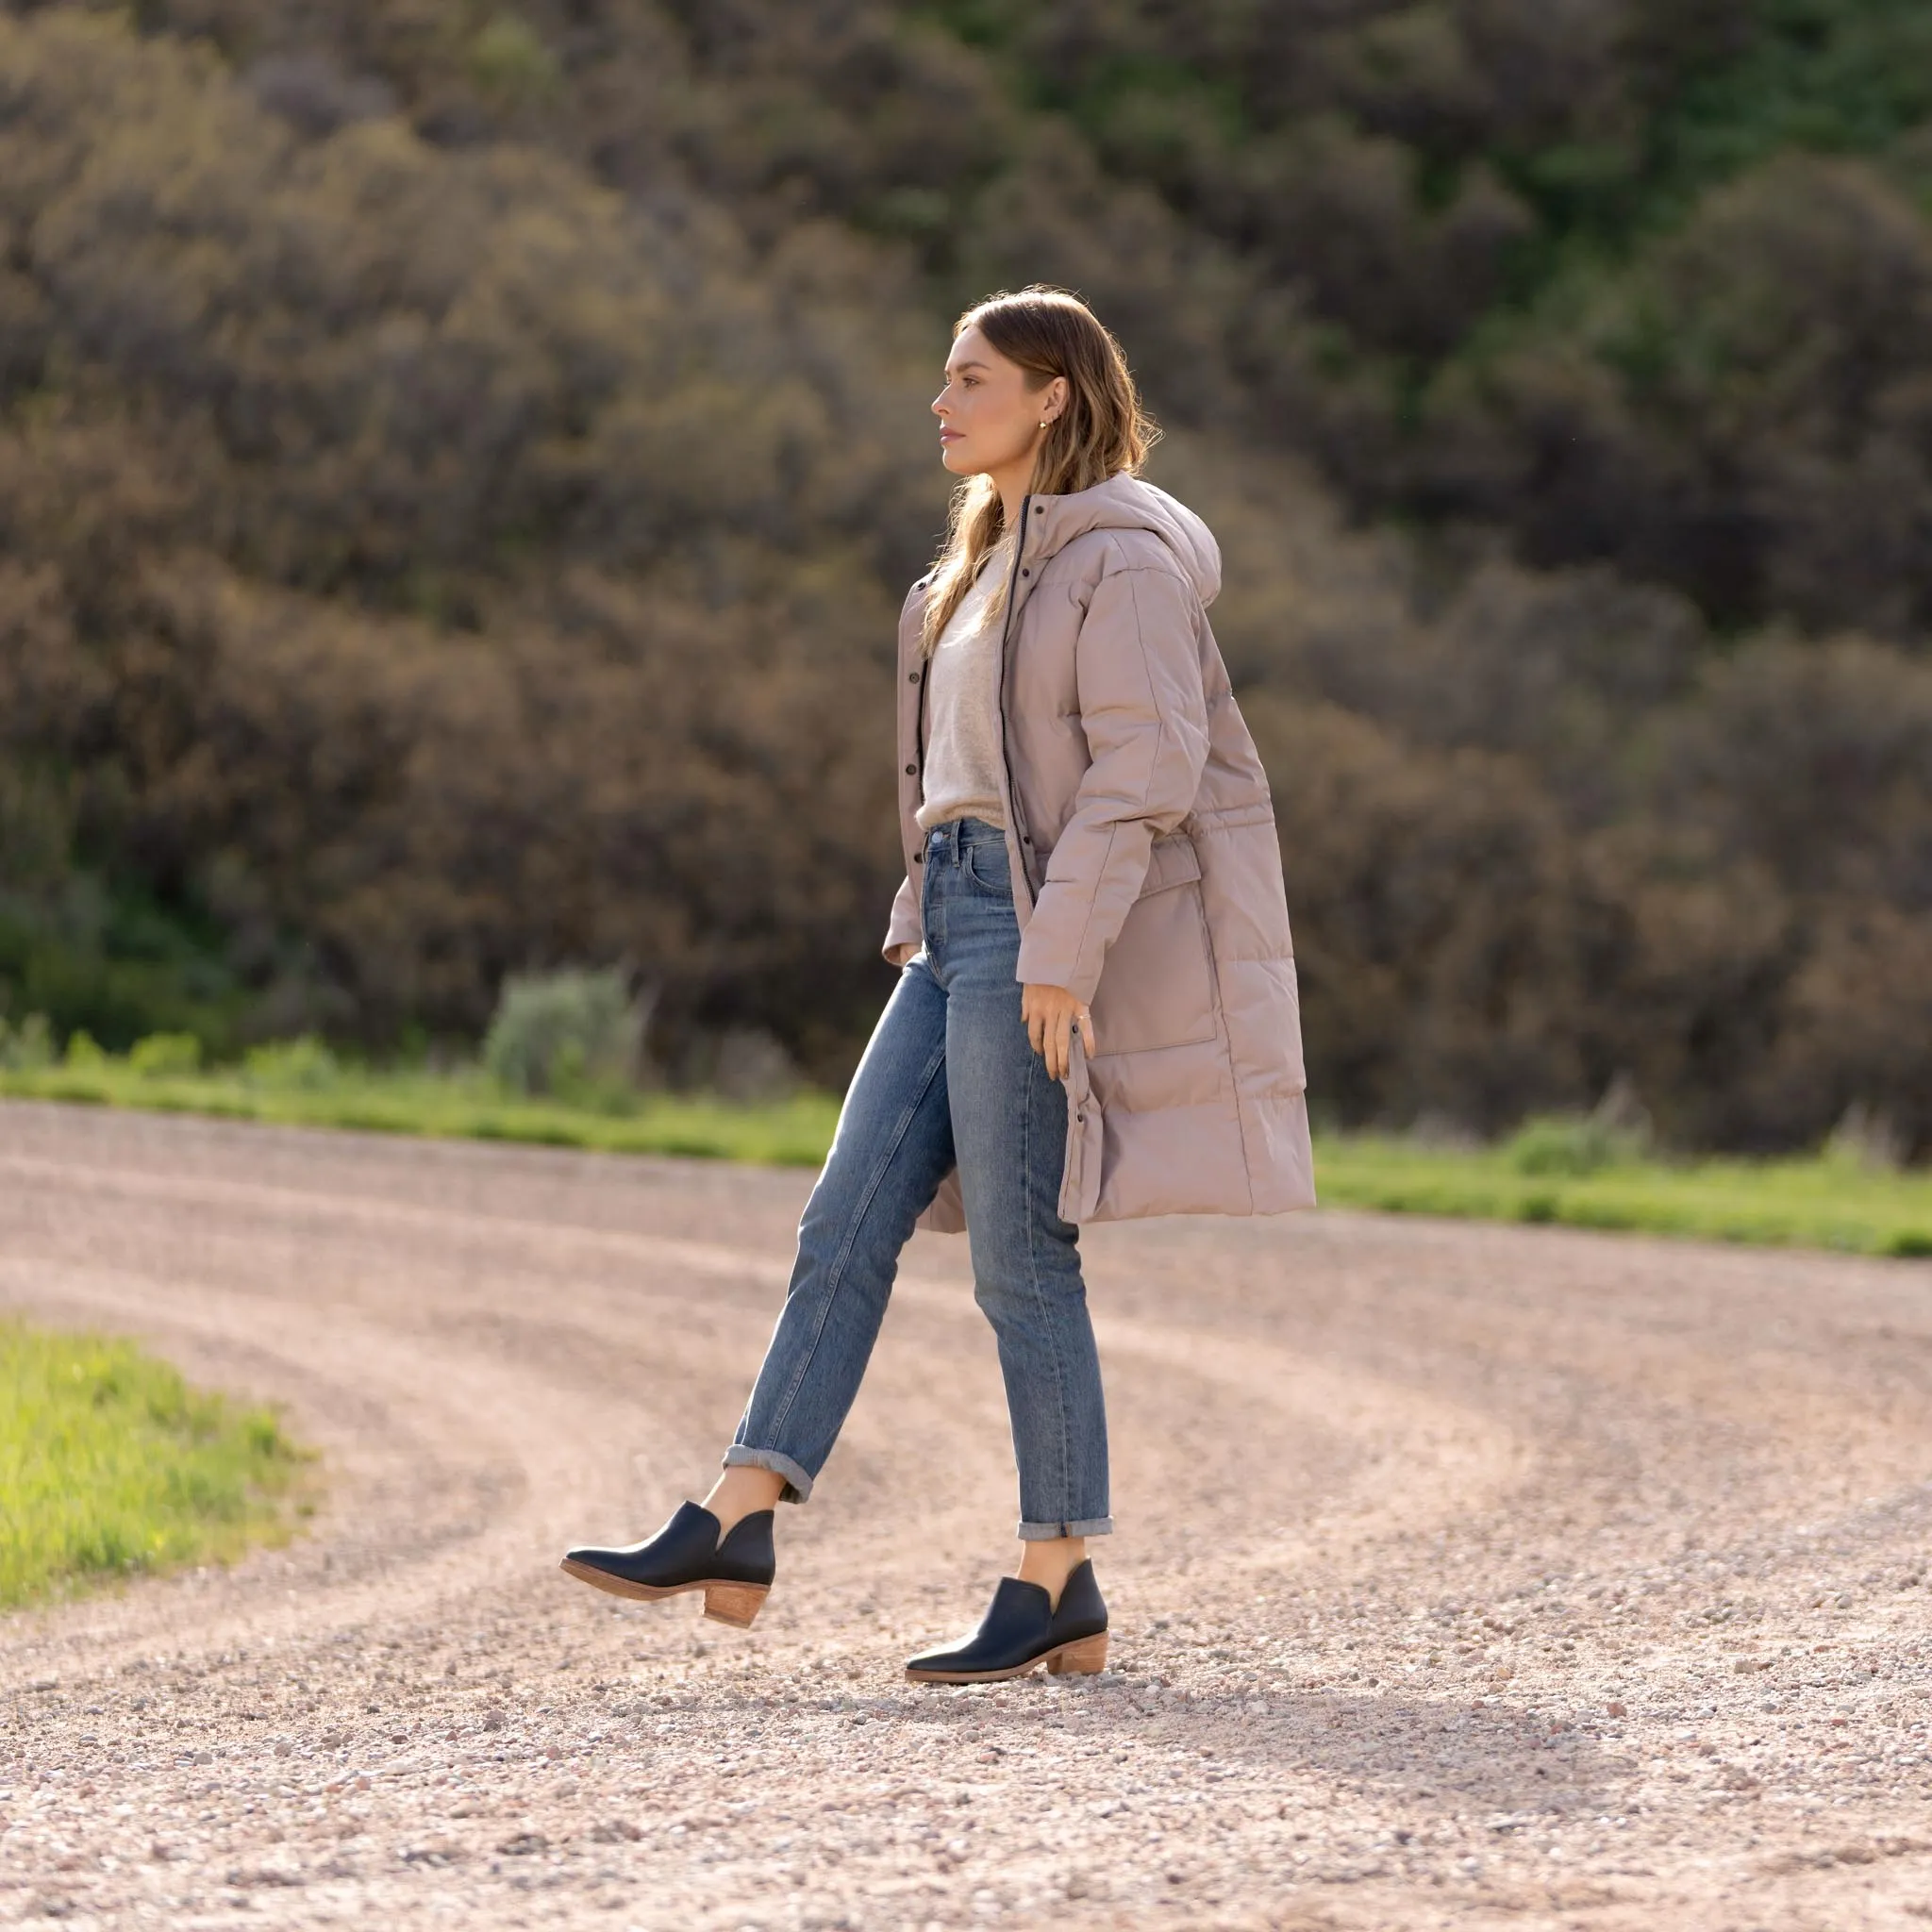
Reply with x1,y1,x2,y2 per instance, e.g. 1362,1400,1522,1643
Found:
724,814,1112,1541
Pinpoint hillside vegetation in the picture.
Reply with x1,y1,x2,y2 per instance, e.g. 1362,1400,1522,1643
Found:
1,0,1926,1156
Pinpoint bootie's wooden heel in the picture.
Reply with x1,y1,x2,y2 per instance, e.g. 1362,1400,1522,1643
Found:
702,1582,768,1628
1048,1631,1108,1675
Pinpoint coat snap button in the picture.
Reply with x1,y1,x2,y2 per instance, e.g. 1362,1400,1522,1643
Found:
905,762,916,774
908,670,920,683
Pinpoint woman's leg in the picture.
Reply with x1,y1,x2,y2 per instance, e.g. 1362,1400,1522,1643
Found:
939,826,1110,1603
718,946,957,1523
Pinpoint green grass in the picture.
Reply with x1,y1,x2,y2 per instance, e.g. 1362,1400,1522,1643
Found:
1311,1134,1932,1260
0,1059,844,1168
0,1318,315,1610
1,1059,1926,1259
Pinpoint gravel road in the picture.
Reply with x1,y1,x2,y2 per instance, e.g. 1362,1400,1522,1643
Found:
1,1098,1928,1931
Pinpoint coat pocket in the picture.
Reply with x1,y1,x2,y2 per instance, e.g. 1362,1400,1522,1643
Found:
1088,835,1219,1057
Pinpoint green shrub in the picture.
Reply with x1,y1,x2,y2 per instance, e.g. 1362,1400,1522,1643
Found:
127,1031,203,1078
467,13,561,102
0,1012,53,1070
1506,1112,1648,1177
63,1028,108,1070
242,1035,341,1091
482,966,649,1098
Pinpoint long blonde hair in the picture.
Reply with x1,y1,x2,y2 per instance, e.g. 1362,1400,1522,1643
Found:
919,286,1159,657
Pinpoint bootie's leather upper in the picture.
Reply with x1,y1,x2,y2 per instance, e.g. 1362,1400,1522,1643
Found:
563,1502,774,1591
907,1558,1108,1675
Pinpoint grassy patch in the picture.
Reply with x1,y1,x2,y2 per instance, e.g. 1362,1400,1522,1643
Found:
2,1058,1927,1259
0,1319,315,1611
0,1059,843,1169
1310,1135,1932,1259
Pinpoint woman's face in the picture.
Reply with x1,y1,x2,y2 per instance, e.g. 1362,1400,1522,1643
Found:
933,325,1066,479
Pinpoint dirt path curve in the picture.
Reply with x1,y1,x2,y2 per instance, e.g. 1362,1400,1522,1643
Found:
2,1100,1929,1931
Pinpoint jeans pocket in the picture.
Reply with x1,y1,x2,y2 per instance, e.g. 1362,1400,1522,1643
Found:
962,837,1011,894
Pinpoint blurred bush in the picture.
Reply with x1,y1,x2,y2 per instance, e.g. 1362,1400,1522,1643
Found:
0,1013,52,1071
1507,1114,1651,1179
1516,1072,1656,1177
483,968,653,1100
241,1036,340,1091
1825,1101,1909,1174
663,1024,804,1106
466,13,560,105
127,1033,202,1079
62,1031,107,1070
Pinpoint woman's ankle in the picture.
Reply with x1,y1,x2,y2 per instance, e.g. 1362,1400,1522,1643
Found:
1015,1536,1087,1608
702,1465,785,1536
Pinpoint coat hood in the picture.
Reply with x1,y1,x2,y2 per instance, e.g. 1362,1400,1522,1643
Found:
1024,473,1223,608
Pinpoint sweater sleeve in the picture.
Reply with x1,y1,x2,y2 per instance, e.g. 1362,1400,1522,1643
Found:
1013,560,1210,1005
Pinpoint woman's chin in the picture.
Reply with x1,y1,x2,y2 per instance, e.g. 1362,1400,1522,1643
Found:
941,442,1005,478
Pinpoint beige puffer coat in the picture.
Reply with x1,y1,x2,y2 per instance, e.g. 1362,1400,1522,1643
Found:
882,472,1316,1235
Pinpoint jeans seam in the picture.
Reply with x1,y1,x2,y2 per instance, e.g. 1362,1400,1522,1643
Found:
762,1024,950,1445
1022,1039,1077,1528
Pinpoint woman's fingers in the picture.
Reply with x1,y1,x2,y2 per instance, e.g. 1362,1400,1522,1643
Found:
1020,984,1091,1077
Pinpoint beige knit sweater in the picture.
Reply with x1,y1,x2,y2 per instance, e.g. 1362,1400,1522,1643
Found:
914,539,1013,835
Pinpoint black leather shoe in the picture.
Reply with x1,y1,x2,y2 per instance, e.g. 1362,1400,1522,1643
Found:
559,1502,775,1627
905,1558,1109,1683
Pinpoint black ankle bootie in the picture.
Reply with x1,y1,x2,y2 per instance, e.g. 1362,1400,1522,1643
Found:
905,1558,1109,1684
559,1502,775,1627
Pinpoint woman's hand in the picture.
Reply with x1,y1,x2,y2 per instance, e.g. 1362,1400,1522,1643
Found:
1022,983,1096,1080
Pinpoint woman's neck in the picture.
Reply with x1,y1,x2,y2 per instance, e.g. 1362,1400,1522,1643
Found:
991,454,1040,533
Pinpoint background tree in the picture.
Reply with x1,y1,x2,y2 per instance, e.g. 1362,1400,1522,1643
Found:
2,0,1926,1157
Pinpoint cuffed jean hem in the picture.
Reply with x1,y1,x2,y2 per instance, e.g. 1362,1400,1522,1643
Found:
1017,1516,1114,1541
721,1444,815,1506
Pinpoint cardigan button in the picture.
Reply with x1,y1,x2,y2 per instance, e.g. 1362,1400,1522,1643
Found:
913,852,923,863
908,670,921,682
905,762,916,774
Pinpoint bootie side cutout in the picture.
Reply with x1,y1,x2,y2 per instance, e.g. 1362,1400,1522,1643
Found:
559,1501,775,1627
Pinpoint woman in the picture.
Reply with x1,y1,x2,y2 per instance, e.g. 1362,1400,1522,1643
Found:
559,286,1314,1684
